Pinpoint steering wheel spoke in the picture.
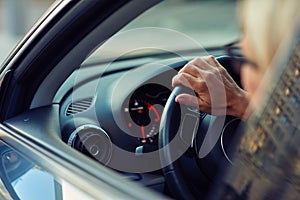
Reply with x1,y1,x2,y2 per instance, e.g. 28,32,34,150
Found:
178,106,205,147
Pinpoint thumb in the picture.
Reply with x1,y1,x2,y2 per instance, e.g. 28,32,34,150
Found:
175,94,200,108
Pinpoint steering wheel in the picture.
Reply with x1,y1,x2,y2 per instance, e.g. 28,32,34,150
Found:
159,84,242,198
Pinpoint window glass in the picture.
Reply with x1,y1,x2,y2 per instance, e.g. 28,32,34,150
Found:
89,0,240,60
1,148,94,200
123,0,240,47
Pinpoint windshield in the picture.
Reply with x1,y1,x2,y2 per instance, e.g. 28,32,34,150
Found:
88,0,240,60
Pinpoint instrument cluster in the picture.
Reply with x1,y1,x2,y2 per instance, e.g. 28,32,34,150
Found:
122,84,171,145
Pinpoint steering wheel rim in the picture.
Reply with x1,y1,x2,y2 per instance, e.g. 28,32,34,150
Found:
159,85,201,200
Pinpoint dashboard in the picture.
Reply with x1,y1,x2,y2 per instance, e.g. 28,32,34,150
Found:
59,58,184,161
57,54,242,192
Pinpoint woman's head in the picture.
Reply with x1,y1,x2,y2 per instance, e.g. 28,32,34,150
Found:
239,0,300,97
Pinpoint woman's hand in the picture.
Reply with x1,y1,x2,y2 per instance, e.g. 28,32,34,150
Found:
172,56,250,120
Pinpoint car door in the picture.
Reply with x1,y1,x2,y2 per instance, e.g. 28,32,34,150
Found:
0,0,165,199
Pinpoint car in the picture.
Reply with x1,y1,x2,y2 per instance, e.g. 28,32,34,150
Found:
0,0,299,199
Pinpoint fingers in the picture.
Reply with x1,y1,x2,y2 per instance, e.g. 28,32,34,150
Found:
203,56,228,76
179,56,213,74
175,94,227,115
188,56,227,74
172,56,218,99
172,55,248,118
178,56,224,81
172,72,192,88
172,55,227,115
172,72,208,93
175,94,200,107
178,64,203,78
202,56,221,68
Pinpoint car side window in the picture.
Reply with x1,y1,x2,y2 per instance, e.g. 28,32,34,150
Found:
0,143,94,200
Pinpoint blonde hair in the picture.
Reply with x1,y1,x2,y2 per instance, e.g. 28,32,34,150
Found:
240,0,300,71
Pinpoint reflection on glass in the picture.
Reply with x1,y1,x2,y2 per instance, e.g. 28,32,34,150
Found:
11,166,56,200
1,149,94,200
2,150,57,200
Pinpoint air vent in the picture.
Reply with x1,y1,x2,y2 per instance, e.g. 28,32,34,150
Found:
66,97,93,116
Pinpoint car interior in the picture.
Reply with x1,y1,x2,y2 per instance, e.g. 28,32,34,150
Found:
0,0,299,199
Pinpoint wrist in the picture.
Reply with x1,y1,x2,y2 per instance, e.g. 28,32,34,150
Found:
230,90,252,121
